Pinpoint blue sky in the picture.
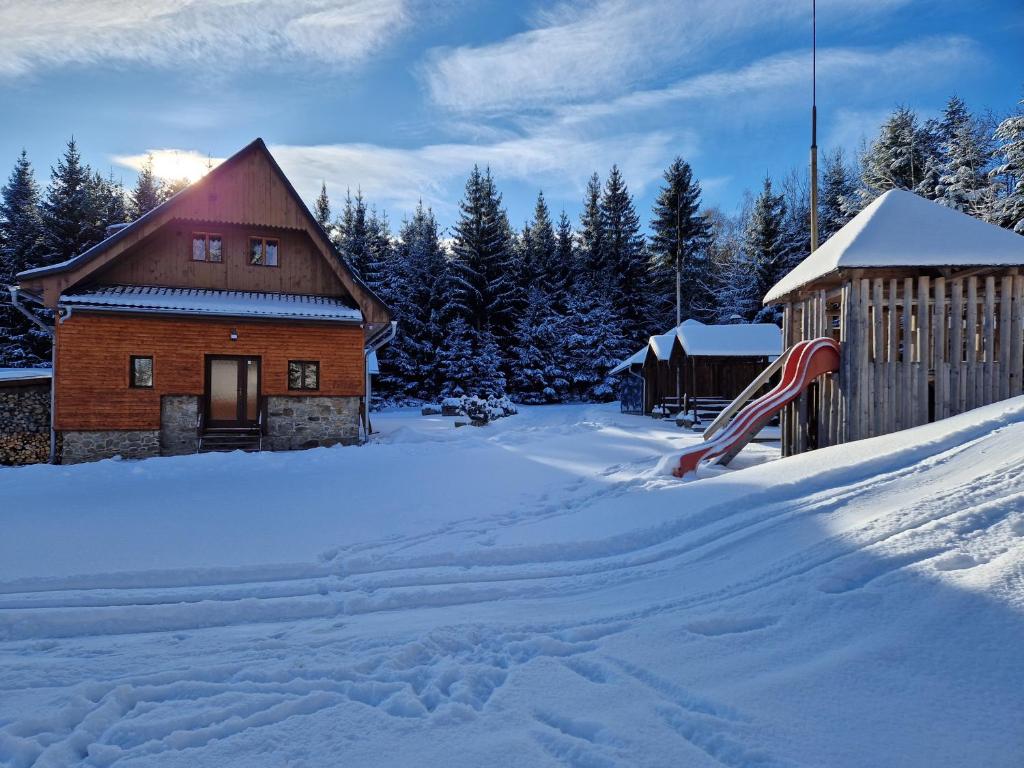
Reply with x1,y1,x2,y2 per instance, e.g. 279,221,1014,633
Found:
1,0,1021,233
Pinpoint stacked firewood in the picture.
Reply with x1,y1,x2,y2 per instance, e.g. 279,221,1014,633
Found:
0,432,49,465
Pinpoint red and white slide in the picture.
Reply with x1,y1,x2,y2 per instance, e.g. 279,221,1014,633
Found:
672,337,841,478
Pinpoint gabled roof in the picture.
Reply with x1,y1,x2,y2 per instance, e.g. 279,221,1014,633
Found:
765,189,1024,304
60,286,362,323
16,138,390,325
675,319,781,357
611,319,782,374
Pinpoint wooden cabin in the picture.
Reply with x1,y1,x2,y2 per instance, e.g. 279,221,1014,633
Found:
612,320,781,417
11,138,393,464
765,189,1024,457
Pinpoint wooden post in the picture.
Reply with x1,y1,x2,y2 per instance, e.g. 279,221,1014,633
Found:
966,276,978,410
901,277,913,430
917,276,930,426
872,279,885,435
781,303,791,456
933,277,946,421
859,279,872,437
839,281,852,444
950,279,963,416
1012,276,1024,398
984,276,996,406
1000,275,1013,401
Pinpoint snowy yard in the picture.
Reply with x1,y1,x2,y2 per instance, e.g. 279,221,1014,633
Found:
1,403,1022,767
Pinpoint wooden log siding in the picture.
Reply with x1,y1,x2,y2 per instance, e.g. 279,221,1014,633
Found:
783,272,1024,456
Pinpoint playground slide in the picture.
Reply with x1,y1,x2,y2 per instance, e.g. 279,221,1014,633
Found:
672,337,840,478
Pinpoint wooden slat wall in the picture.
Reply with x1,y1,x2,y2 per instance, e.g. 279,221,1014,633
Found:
785,271,1024,455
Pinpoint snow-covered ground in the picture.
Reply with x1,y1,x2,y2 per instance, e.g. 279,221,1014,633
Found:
1,403,1022,767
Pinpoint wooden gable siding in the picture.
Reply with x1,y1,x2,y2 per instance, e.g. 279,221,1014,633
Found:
94,221,347,296
54,313,365,431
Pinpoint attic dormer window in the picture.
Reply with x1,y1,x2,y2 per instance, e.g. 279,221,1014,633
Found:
249,237,279,267
191,233,222,262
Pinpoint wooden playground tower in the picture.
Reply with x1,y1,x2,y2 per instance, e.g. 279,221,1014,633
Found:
767,192,1024,457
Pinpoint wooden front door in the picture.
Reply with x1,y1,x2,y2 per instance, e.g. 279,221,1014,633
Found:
205,356,260,428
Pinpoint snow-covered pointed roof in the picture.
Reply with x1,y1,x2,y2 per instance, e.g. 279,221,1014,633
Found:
0,368,52,384
609,347,648,375
765,189,1024,304
675,320,781,357
611,320,781,373
59,286,362,322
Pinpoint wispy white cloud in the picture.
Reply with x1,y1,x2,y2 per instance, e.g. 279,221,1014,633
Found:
551,36,982,127
0,0,409,77
420,0,918,114
266,129,694,215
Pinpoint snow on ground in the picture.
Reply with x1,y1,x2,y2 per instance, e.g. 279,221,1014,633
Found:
0,403,1022,767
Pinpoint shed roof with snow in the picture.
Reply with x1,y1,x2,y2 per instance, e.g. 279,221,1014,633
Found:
765,189,1024,304
611,320,782,374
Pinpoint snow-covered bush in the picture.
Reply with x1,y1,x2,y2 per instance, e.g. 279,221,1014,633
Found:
441,394,518,423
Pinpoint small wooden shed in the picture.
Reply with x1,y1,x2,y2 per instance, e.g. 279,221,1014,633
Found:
612,320,781,416
765,189,1024,457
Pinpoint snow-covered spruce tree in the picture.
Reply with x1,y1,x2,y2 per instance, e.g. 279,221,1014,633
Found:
94,171,128,230
0,150,50,367
778,168,810,275
857,106,931,205
522,191,561,298
555,210,575,307
447,166,519,355
702,205,750,323
819,147,858,242
361,206,393,298
510,285,569,404
577,172,605,279
436,316,506,399
376,203,450,402
129,153,163,220
563,291,627,401
648,157,714,326
313,181,331,229
990,98,1024,234
161,177,191,201
42,138,106,263
334,189,370,278
600,165,651,345
742,176,788,324
934,96,996,217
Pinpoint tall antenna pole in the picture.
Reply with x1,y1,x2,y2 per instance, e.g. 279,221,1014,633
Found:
809,0,820,252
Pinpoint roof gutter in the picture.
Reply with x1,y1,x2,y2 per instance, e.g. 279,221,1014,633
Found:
7,286,54,337
362,320,397,439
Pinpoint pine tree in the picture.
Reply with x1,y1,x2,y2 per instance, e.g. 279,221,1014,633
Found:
778,168,810,274
447,166,518,341
313,181,331,228
577,172,604,279
819,147,858,242
555,210,575,303
935,96,995,217
648,157,713,325
510,285,568,403
362,206,393,297
858,106,930,205
161,177,191,201
129,153,163,220
742,177,788,323
335,189,369,277
990,98,1024,234
600,165,650,344
94,172,128,230
42,138,102,264
377,203,450,401
0,150,49,367
563,290,626,401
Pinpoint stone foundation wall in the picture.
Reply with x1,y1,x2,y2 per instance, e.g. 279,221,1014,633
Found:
265,395,361,451
0,383,51,465
60,430,160,464
160,395,199,456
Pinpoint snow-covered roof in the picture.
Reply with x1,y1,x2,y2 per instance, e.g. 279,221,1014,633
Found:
609,347,647,375
59,286,362,322
367,351,379,375
765,189,1024,304
611,320,781,373
675,320,781,357
0,368,52,383
649,332,677,361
